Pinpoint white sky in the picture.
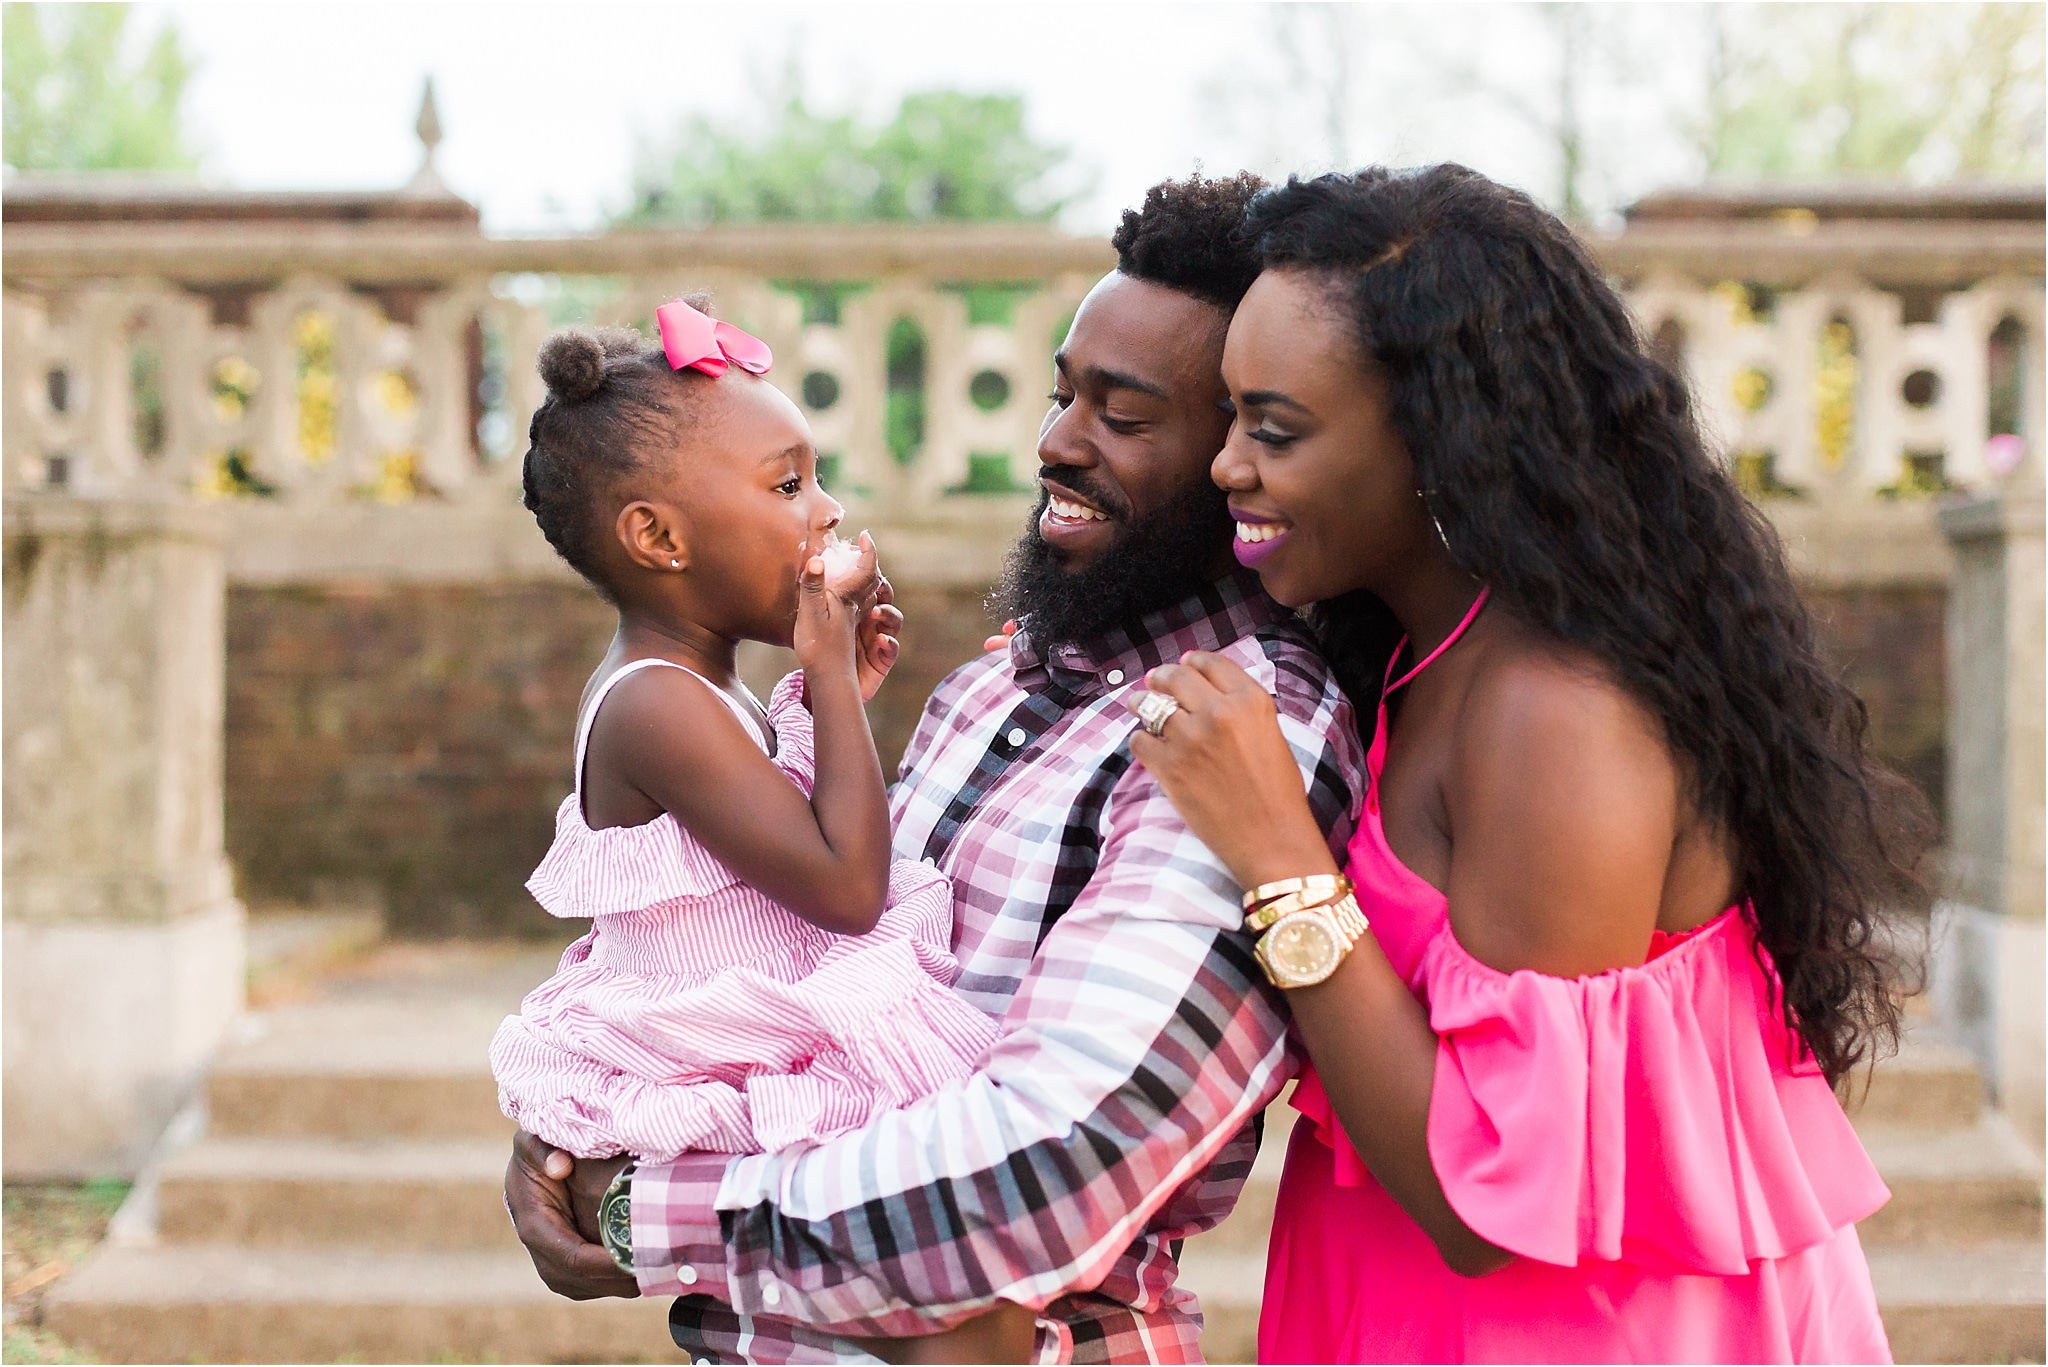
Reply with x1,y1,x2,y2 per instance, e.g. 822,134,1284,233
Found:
139,1,1714,235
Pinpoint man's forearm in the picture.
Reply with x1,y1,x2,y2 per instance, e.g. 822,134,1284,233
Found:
630,906,1292,1337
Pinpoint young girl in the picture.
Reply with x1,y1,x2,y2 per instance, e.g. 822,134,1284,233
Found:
490,298,1033,1362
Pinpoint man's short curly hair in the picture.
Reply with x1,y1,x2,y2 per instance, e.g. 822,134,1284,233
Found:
1109,171,1268,310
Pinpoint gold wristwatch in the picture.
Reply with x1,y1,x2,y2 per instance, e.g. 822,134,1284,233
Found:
1252,893,1369,989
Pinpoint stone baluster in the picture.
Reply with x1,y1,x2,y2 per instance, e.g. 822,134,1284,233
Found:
3,292,58,492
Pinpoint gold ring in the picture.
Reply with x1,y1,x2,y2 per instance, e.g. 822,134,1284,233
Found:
1134,690,1181,738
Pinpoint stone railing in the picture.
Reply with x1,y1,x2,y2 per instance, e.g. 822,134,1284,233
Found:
2,209,2041,586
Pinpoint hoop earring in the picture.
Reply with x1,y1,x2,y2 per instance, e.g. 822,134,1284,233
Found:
1417,488,1452,557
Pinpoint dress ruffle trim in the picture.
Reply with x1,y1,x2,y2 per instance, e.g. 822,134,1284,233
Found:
524,672,818,920
1292,910,1890,1276
493,862,998,1160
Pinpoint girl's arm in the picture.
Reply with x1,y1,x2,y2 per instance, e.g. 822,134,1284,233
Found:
591,543,891,936
1127,650,1677,1276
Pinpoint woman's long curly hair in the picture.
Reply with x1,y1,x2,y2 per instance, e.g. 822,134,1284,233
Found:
1246,165,1928,1088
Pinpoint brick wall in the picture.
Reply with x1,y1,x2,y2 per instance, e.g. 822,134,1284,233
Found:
1806,583,1951,830
224,578,1946,937
224,580,1004,936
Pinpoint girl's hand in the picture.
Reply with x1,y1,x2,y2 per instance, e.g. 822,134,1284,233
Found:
1123,651,1340,891
983,619,1020,654
794,531,879,675
857,576,904,702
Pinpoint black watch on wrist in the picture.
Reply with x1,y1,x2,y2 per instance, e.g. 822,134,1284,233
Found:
598,1160,637,1274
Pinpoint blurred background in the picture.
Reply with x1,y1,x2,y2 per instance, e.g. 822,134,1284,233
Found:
2,3,2042,1363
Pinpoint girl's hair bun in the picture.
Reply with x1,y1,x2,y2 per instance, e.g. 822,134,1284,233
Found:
592,325,648,360
537,328,607,403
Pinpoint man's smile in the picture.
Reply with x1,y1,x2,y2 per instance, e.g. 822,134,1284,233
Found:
1038,478,1121,553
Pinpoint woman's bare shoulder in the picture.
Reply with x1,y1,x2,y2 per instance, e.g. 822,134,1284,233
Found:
1441,637,1682,977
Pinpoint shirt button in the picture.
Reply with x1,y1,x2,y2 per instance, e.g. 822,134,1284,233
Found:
1106,669,1125,685
762,1283,782,1307
1006,727,1027,748
922,855,939,867
677,1264,699,1286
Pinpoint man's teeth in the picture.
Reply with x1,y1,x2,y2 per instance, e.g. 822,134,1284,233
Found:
1049,497,1109,522
1235,522,1288,543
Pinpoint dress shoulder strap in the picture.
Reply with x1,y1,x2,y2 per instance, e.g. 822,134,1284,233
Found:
573,659,766,798
1383,585,1492,697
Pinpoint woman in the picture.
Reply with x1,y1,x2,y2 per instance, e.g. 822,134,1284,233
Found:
1125,166,1926,1363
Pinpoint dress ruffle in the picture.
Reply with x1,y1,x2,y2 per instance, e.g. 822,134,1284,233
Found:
494,857,997,1160
524,672,819,921
1292,909,1890,1276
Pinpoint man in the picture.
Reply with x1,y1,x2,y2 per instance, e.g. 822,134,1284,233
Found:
506,173,1365,1364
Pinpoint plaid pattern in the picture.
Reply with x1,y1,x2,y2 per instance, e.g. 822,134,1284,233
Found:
631,569,1365,1364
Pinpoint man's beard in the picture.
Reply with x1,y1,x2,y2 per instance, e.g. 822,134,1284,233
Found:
990,473,1235,649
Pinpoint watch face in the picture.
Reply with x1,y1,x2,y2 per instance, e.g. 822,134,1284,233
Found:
601,1188,634,1259
1267,915,1339,983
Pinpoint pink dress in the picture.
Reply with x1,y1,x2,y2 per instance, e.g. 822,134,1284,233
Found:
489,659,999,1161
1260,593,1894,1364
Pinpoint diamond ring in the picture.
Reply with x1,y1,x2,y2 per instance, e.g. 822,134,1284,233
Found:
1134,690,1181,738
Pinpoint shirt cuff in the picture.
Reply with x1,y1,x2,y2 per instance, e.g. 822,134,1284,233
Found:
629,1152,734,1299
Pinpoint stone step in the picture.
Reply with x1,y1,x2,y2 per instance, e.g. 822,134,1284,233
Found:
1178,1242,2046,1365
1858,1116,2045,1245
1847,1036,1988,1130
44,1244,675,1364
206,999,512,1140
1867,1240,2048,1364
155,1135,512,1249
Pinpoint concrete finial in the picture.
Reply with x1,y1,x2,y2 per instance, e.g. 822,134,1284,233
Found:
405,75,450,196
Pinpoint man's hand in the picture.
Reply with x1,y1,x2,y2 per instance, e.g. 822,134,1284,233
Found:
856,575,904,702
504,1131,639,1301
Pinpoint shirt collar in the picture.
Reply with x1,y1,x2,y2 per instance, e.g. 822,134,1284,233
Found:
1008,567,1290,698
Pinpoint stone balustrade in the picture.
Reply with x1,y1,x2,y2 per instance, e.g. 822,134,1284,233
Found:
2,212,2040,590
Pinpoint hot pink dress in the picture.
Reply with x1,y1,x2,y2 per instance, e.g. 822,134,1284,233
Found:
489,659,999,1162
1260,594,1894,1364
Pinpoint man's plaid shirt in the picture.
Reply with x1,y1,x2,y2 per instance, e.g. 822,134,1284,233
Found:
630,569,1364,1364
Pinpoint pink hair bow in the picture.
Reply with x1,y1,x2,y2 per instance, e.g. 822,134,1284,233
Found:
656,297,773,378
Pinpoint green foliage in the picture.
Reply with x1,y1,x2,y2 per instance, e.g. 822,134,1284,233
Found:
2,3,199,172
621,88,1073,226
1697,3,2044,179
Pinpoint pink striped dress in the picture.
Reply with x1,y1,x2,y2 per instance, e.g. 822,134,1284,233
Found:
488,659,1000,1161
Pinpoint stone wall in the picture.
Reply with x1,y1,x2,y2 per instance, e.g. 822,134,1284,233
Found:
221,568,1946,937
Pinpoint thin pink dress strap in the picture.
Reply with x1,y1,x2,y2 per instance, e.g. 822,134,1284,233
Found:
573,660,766,802
1383,585,1491,697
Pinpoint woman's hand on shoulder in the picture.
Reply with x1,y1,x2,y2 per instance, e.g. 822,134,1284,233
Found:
1124,652,1340,891
1442,652,1681,977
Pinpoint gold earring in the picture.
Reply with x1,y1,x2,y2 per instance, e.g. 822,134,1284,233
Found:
1416,489,1452,556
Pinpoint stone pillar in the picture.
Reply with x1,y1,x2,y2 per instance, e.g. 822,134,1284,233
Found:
1932,487,2046,1152
3,496,244,1177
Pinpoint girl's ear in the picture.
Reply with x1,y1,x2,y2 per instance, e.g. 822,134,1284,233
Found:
615,500,689,573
